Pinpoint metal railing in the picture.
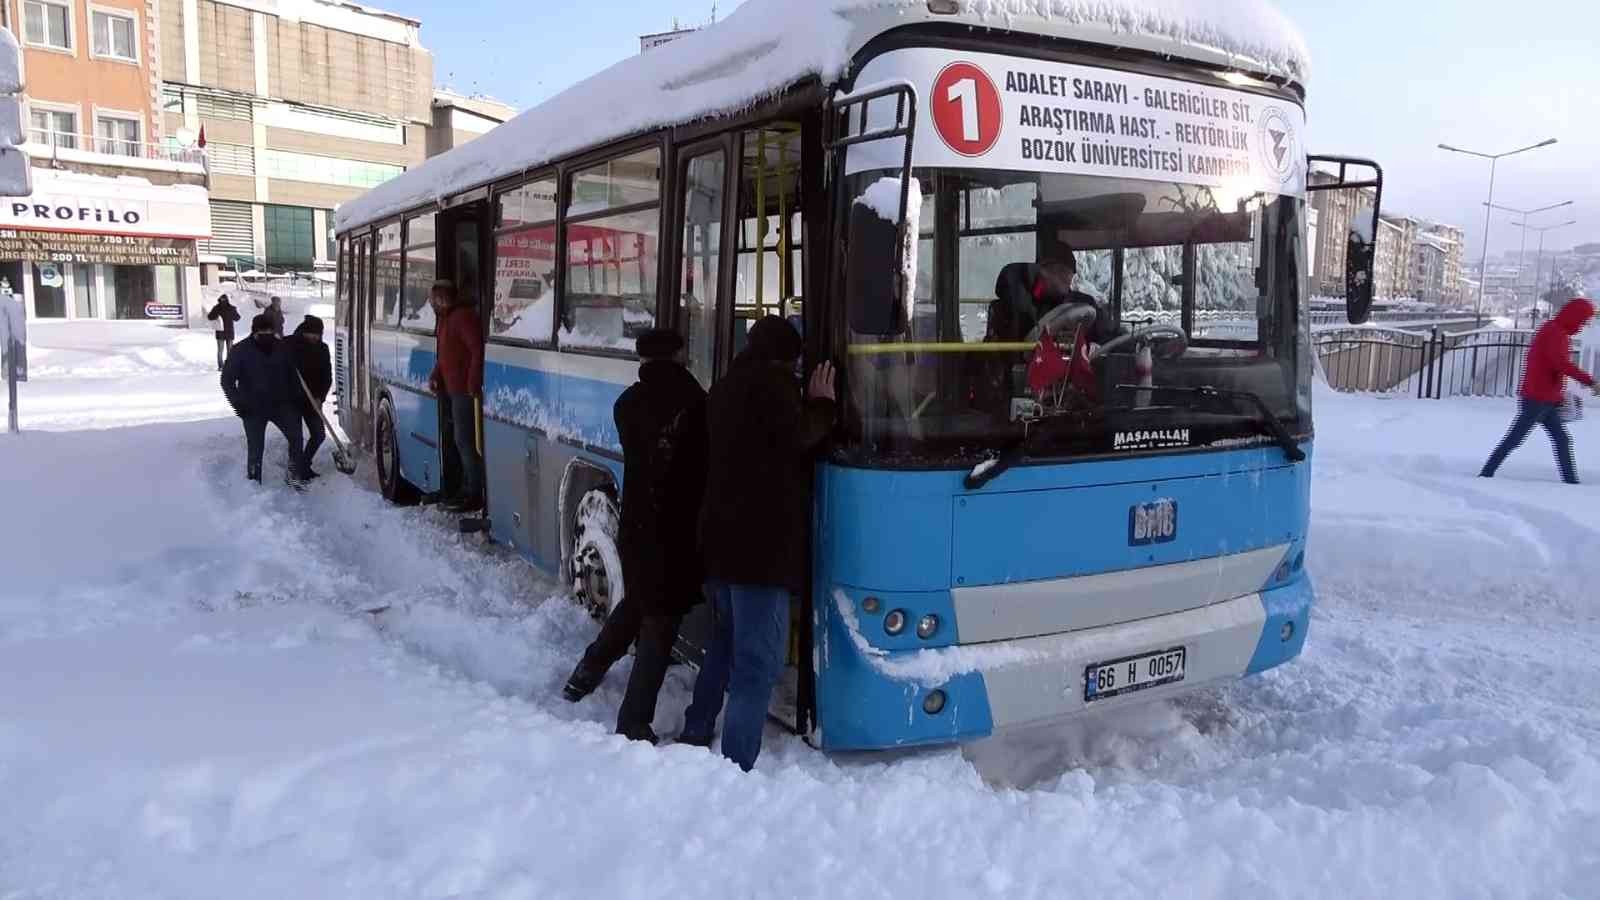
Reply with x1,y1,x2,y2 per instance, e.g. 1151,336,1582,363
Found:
1315,325,1549,399
25,131,207,167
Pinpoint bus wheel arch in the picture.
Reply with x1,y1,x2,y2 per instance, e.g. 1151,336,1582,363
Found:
560,460,622,621
375,395,420,506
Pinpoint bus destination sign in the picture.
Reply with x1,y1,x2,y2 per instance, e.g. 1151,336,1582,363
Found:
848,48,1307,197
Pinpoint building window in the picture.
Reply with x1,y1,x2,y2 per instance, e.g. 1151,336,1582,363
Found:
94,116,141,157
264,205,315,271
29,108,78,149
261,149,404,190
23,0,72,52
90,9,138,62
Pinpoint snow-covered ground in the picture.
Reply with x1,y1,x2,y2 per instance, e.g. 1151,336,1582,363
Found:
2,327,1599,898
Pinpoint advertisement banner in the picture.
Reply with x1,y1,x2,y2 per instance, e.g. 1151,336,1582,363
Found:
0,229,199,266
847,48,1307,197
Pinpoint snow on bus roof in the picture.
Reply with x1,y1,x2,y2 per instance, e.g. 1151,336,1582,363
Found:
336,0,1309,232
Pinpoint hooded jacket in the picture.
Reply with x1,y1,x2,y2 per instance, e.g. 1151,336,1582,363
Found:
615,359,709,614
699,317,834,591
1521,299,1595,403
279,317,333,413
431,304,484,396
206,298,241,342
221,333,286,418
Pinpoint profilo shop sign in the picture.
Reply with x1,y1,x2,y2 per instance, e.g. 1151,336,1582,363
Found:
0,171,211,240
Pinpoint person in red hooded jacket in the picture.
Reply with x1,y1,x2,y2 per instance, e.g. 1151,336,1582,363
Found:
426,280,485,511
1480,298,1597,484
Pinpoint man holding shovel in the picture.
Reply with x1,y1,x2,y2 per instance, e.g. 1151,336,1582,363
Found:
280,315,334,478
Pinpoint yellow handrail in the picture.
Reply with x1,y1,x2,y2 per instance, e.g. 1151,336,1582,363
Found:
846,342,1035,355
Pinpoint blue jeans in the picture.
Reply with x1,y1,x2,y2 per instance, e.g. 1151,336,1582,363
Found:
681,582,791,772
449,393,483,498
1481,399,1579,484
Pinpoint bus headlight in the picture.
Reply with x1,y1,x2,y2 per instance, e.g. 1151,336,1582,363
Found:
923,690,947,715
916,614,940,640
1280,620,1296,642
884,609,907,636
861,596,882,615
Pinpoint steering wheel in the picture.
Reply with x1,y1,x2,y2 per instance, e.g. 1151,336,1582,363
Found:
1025,303,1099,343
1089,324,1189,362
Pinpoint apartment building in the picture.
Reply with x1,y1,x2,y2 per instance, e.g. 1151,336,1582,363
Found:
426,89,514,157
156,0,433,271
5,0,212,321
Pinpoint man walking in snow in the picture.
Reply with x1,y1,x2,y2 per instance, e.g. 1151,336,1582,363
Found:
222,314,305,485
561,330,709,743
1480,297,1597,484
262,296,287,338
427,281,485,512
678,316,834,771
280,315,333,479
206,294,240,371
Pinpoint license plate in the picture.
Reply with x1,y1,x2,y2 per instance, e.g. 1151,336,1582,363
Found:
1083,647,1187,702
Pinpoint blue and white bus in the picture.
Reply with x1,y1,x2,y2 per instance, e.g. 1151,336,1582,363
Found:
333,1,1383,751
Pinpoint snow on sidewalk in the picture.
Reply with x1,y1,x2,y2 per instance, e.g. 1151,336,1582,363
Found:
1,389,1598,898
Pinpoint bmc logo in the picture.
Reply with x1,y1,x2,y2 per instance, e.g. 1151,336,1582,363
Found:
931,62,1002,157
1129,499,1179,546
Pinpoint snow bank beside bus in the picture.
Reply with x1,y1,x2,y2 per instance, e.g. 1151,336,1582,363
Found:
336,0,1310,233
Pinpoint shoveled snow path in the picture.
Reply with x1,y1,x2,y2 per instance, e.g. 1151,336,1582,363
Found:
2,391,1599,897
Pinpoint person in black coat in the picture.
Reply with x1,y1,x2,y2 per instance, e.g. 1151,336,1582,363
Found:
206,294,241,371
562,331,710,730
279,315,333,478
679,316,835,770
222,314,305,484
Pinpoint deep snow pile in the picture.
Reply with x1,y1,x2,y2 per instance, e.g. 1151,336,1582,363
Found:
2,383,1599,897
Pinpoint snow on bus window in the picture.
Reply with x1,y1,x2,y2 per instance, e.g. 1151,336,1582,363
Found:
561,209,659,353
492,223,557,345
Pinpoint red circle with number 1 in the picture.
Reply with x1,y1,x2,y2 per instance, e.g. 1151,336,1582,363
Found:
931,62,1002,157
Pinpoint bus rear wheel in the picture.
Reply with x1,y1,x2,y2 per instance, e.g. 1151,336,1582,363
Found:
571,489,623,622
376,401,420,506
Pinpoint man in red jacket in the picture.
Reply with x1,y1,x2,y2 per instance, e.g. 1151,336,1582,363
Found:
427,280,486,512
1480,298,1597,484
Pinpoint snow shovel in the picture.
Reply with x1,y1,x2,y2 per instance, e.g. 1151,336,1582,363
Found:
296,372,358,476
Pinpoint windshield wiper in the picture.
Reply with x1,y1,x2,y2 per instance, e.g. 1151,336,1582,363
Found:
1117,384,1306,462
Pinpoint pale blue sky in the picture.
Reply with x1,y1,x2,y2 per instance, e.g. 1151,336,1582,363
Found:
387,0,1599,259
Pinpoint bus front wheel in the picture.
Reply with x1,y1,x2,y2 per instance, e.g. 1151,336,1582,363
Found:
376,401,420,506
571,489,623,622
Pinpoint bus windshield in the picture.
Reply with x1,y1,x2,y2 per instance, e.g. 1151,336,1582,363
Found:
842,167,1313,466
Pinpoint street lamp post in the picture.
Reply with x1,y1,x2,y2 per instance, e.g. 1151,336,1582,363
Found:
1483,200,1573,306
1516,219,1578,313
1440,138,1559,324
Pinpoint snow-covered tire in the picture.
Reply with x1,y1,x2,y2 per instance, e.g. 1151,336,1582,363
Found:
376,400,420,506
570,489,623,622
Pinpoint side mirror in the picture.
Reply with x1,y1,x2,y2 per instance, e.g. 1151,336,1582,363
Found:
845,178,916,336
1345,194,1377,323
1306,156,1384,325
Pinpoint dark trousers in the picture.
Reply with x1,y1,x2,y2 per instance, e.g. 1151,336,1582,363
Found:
682,582,792,772
215,337,228,371
578,593,642,676
300,406,326,469
242,407,306,481
1481,398,1579,484
616,612,685,739
449,393,483,499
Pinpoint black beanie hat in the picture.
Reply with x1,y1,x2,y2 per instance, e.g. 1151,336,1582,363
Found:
635,328,684,360
299,314,325,336
251,314,275,334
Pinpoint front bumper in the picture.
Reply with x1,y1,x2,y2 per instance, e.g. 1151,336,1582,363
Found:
816,579,1313,751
